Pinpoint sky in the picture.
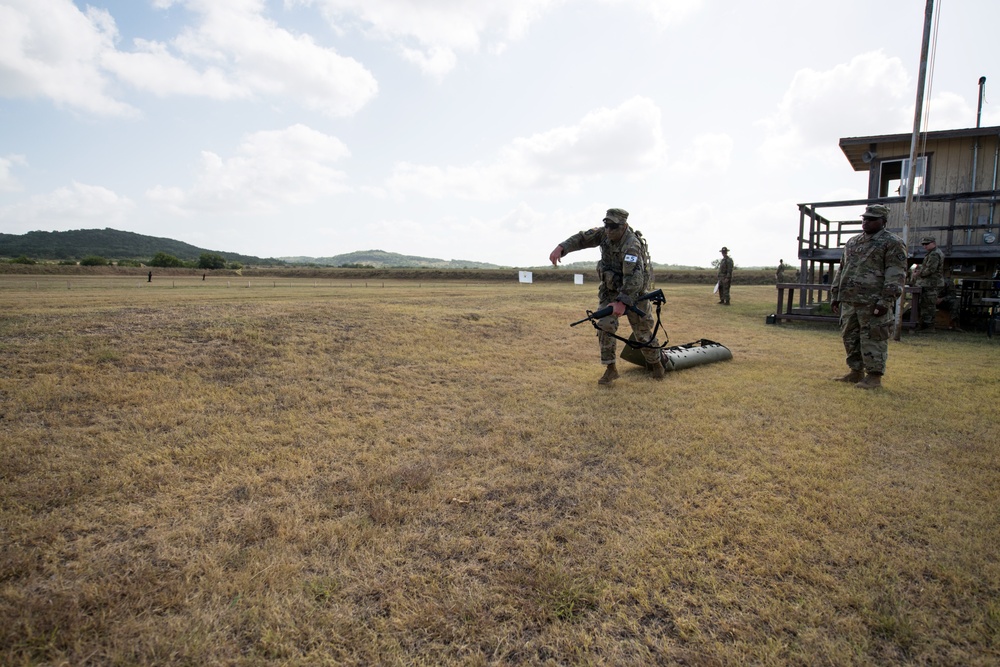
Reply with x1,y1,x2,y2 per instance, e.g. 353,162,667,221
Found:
1,0,999,268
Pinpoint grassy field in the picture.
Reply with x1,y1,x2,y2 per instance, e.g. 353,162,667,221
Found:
1,276,998,666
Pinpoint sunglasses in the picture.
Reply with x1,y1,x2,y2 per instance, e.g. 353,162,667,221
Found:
604,222,621,230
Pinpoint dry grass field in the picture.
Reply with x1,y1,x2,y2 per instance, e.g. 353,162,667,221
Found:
1,275,998,666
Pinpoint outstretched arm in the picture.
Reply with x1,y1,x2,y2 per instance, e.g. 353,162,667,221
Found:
549,245,564,266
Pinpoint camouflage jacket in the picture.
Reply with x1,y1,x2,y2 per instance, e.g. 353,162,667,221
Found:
718,256,734,280
831,228,907,307
560,225,652,306
915,247,945,288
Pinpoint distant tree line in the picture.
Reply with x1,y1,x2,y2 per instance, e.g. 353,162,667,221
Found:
149,251,239,270
6,252,242,270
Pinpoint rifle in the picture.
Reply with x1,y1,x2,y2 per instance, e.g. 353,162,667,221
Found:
569,288,665,327
570,302,646,327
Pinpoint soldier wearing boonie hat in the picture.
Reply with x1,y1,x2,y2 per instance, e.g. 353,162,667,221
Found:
717,247,733,305
914,235,945,331
829,203,907,389
548,208,666,385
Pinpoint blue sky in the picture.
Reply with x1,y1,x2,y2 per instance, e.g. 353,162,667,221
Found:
1,0,998,267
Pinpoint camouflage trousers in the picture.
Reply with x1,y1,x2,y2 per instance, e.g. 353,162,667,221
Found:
595,301,663,367
917,287,939,327
717,278,731,304
840,302,893,375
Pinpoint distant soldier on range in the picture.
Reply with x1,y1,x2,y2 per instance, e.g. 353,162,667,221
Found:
913,235,945,331
830,204,907,389
717,247,734,305
549,208,667,385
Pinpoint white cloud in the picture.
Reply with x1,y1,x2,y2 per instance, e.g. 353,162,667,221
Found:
0,0,377,116
610,0,704,28
146,124,352,214
495,202,548,233
299,0,702,78
387,96,666,199
669,133,733,174
758,51,911,168
0,154,27,192
0,0,137,116
915,91,995,133
0,181,135,231
100,38,244,100
299,0,559,78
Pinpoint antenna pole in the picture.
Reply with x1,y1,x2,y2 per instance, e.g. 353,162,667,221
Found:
895,0,934,341
977,76,987,128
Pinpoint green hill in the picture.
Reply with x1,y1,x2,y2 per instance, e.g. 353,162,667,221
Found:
0,228,282,265
282,249,501,269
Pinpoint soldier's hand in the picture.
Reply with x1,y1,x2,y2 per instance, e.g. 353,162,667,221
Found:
549,245,564,266
611,301,627,317
830,300,840,315
871,304,888,317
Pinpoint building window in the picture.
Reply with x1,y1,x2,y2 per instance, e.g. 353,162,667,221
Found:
879,156,927,197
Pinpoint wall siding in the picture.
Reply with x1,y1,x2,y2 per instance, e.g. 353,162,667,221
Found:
867,134,1000,248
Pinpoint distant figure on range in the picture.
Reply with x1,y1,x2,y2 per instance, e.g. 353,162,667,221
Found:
775,259,786,284
148,271,152,283
830,204,907,390
913,235,945,331
717,247,733,305
549,208,667,385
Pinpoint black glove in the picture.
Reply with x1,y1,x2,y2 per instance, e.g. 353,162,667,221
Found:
871,303,888,317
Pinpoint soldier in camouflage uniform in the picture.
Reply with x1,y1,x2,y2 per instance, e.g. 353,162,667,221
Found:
549,208,666,385
717,247,734,304
830,204,908,389
775,259,786,284
913,235,945,331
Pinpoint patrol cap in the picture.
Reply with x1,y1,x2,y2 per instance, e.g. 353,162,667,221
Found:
720,247,729,252
861,204,890,219
920,236,936,245
603,208,629,226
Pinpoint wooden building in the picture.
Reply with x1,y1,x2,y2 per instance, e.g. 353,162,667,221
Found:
776,124,1000,329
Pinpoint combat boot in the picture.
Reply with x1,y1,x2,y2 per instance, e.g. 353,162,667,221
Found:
598,363,619,385
854,373,882,390
835,369,865,383
649,361,666,380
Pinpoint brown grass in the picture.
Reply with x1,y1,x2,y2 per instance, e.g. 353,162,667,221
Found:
1,276,998,665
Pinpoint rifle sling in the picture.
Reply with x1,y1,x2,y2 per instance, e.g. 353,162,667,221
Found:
588,299,666,350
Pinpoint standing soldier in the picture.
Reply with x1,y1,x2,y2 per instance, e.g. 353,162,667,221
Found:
830,204,907,389
913,235,945,331
549,208,666,385
717,247,734,305
775,259,787,284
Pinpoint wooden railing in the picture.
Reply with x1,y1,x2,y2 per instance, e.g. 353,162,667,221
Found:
773,283,922,330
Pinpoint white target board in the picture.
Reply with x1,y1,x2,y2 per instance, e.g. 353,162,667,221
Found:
574,274,584,285
518,271,533,283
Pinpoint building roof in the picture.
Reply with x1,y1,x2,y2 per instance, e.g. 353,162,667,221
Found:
839,125,1000,171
